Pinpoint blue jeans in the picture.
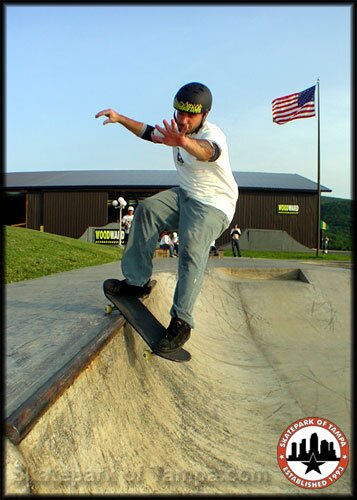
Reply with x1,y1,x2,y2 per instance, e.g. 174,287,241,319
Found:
121,187,229,328
231,239,241,257
160,243,174,257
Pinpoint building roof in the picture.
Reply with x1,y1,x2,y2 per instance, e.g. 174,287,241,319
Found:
5,170,331,192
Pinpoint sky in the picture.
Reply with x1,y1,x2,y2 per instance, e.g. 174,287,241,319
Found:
5,3,353,199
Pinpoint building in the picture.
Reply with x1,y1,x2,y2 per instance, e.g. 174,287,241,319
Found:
5,170,331,249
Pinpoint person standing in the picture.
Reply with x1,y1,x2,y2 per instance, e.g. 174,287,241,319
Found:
121,206,135,245
96,82,238,353
171,231,179,256
230,224,242,257
322,235,329,254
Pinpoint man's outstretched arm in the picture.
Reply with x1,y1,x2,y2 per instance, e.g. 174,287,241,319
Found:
95,109,217,161
95,108,147,137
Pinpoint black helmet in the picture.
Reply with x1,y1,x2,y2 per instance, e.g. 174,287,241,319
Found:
173,82,212,114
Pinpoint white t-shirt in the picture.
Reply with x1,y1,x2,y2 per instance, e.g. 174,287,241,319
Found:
160,234,173,246
173,120,239,222
121,214,134,234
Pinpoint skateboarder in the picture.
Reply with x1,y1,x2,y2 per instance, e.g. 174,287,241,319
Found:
96,82,239,353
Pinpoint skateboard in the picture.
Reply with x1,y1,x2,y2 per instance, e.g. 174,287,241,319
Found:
104,284,191,363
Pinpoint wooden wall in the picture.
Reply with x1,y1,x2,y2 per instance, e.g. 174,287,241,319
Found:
42,191,108,238
27,192,42,230
217,190,318,248
25,188,318,248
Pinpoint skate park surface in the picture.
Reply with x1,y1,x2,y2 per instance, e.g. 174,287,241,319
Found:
5,257,352,495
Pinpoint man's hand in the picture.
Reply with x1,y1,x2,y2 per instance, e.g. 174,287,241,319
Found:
153,119,188,147
154,119,214,161
95,109,145,136
95,108,121,125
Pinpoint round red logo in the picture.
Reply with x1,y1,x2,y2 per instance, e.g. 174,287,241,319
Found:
277,417,349,489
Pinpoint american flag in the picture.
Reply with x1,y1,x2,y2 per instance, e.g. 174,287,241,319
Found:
272,85,316,125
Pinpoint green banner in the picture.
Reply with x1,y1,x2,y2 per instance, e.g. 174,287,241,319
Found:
94,229,124,244
277,204,299,214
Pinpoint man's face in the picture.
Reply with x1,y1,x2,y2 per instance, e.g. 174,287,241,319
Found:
175,110,207,135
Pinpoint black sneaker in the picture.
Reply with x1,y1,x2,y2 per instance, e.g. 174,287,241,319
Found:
155,313,191,354
103,278,152,298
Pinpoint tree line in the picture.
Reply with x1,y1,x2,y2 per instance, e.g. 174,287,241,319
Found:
321,196,352,250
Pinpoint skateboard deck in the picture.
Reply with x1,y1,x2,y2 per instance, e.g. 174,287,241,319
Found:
104,287,191,363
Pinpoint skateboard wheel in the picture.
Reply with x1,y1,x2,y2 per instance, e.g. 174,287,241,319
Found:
143,350,152,361
105,304,113,314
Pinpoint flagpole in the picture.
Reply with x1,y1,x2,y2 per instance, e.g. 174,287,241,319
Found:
316,78,321,257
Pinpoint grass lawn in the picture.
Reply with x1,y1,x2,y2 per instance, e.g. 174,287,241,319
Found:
223,248,352,260
4,226,123,284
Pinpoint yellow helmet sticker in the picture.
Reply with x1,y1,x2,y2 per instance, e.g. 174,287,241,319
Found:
174,98,202,114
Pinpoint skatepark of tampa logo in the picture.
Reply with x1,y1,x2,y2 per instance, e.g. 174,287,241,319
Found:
277,417,349,489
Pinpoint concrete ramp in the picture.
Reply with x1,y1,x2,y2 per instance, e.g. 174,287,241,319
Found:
239,228,312,252
6,267,351,494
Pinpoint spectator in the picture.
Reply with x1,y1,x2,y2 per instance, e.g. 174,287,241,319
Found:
159,232,176,257
121,206,135,245
171,231,179,256
230,224,242,257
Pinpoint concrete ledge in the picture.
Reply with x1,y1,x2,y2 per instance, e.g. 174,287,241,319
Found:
154,248,170,258
5,285,156,445
214,267,311,283
5,315,125,445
